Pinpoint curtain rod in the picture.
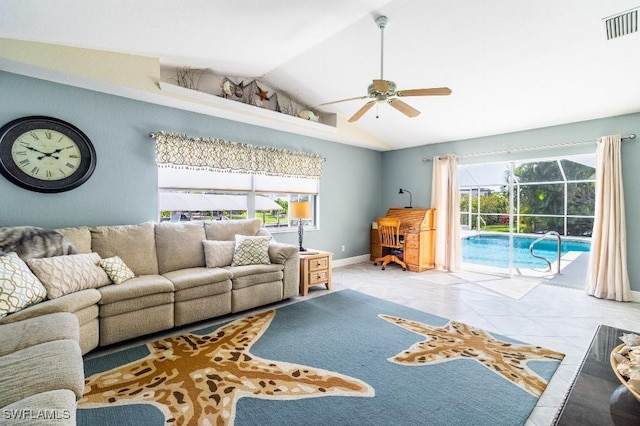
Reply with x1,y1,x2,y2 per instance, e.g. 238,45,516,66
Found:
421,134,636,162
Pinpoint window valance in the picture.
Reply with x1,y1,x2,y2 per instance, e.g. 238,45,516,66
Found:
150,131,324,179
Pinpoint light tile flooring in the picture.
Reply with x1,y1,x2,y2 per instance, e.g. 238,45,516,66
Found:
318,262,640,426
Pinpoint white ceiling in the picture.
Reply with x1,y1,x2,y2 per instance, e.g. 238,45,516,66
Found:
2,0,639,150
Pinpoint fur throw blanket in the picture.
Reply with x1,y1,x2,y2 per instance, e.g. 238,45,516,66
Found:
0,226,78,260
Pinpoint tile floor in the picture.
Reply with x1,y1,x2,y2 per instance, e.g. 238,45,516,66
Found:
319,262,640,426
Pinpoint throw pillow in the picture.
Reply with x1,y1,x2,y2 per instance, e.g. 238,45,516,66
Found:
231,235,271,267
0,252,47,318
202,240,236,268
27,253,111,299
99,256,136,284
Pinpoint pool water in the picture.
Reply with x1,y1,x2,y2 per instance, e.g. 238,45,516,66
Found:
462,234,591,269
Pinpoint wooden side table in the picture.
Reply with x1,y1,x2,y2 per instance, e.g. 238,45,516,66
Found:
299,250,333,296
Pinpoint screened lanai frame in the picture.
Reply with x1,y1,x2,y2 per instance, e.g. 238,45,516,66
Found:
459,153,596,237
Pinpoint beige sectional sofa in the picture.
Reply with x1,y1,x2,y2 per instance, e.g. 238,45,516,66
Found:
0,218,299,421
0,218,300,353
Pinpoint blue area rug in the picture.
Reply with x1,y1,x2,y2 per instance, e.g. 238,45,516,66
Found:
78,289,564,425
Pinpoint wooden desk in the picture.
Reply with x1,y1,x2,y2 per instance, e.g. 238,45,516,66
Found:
299,250,332,296
370,208,435,272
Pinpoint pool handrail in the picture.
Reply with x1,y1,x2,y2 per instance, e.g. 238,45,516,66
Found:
529,231,562,273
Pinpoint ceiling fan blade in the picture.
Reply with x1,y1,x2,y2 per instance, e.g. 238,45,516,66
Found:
348,101,376,122
388,99,420,118
396,87,452,97
319,95,368,107
372,79,390,93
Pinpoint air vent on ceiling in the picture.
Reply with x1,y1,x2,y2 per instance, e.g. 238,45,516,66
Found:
604,7,638,40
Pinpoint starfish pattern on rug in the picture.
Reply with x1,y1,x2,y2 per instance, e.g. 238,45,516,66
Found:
378,315,564,397
79,310,374,425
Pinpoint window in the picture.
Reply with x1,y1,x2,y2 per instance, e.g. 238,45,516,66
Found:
158,168,319,231
459,154,596,236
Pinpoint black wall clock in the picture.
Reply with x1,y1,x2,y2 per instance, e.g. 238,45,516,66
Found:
0,116,96,193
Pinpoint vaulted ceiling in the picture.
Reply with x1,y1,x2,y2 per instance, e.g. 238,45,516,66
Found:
1,0,639,150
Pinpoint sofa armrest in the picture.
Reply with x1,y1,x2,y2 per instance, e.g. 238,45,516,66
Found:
268,243,300,298
268,242,299,265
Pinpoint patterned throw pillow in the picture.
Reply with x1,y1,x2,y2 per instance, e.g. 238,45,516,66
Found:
203,240,236,268
99,256,135,284
27,253,111,299
231,235,271,266
0,252,48,318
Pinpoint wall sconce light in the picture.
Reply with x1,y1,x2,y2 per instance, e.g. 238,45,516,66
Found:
289,201,312,251
399,188,412,208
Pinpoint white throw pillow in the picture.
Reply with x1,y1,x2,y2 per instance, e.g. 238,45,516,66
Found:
202,240,235,268
27,253,111,299
0,252,47,318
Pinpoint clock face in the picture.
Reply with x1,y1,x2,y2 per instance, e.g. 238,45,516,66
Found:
11,129,82,181
0,116,96,193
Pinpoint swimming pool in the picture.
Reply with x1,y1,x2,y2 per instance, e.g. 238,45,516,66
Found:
462,234,591,269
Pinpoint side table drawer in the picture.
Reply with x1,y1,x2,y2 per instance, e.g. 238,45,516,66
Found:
309,256,329,271
310,269,328,284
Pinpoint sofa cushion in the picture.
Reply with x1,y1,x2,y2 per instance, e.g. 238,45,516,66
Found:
204,218,262,241
227,264,284,290
99,256,135,284
0,312,79,357
203,240,235,268
163,267,232,293
55,226,92,254
27,253,111,299
0,289,101,326
0,252,48,319
97,275,174,305
231,235,271,266
155,222,206,274
91,222,159,275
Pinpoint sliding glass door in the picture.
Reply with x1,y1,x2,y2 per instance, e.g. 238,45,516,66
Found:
458,154,595,277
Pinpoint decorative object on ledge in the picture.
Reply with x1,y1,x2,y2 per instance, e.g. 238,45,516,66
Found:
163,67,322,123
289,201,312,251
399,188,413,208
150,131,324,179
170,67,210,91
298,110,320,122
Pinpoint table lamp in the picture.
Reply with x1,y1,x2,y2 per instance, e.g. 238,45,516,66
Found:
399,188,413,208
290,201,312,251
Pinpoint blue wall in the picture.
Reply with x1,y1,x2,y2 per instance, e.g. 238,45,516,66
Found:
380,113,640,291
0,71,382,258
2,69,639,289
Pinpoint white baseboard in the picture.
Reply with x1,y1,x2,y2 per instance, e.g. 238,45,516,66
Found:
332,254,370,269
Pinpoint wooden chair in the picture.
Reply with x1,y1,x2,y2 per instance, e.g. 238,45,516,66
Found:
374,217,407,271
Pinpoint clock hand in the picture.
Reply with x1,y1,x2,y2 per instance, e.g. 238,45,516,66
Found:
37,154,60,160
24,145,48,155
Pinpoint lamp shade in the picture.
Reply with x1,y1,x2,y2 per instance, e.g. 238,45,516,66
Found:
289,201,312,219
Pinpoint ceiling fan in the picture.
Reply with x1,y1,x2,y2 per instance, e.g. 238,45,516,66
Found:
319,15,452,122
